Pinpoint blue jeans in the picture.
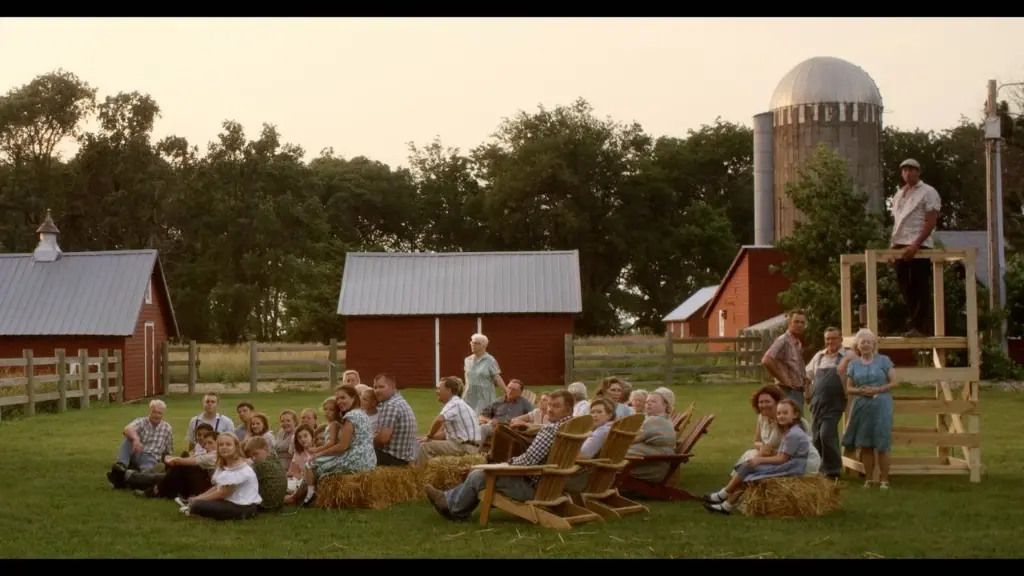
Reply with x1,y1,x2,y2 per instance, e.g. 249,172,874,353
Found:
444,469,537,520
785,388,805,407
116,438,160,471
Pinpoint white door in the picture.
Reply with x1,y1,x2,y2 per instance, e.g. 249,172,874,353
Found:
144,322,155,396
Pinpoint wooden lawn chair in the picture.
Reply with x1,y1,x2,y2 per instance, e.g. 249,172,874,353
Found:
573,413,648,519
671,402,695,440
521,389,537,405
474,415,602,531
616,414,715,502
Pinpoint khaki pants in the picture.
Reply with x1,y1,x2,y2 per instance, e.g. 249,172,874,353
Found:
416,440,480,465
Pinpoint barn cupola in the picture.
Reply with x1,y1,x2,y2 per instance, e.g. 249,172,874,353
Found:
32,209,62,262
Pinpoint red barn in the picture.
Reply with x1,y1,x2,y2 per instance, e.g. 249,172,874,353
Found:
662,285,717,338
0,212,179,401
337,251,582,388
703,246,790,351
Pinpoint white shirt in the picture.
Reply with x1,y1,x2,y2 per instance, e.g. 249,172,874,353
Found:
213,463,262,506
805,348,846,380
186,412,235,444
440,395,482,445
890,181,941,248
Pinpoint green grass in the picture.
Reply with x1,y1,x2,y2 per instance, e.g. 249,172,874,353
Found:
1,383,1022,558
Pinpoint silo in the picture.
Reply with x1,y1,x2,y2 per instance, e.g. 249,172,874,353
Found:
752,112,774,246
768,56,884,243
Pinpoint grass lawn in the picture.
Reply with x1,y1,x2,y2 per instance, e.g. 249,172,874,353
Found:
1,383,1022,559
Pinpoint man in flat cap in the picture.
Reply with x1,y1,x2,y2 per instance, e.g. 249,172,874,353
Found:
889,158,941,337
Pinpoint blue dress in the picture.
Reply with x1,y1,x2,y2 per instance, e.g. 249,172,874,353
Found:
305,410,377,478
733,426,810,481
841,355,894,453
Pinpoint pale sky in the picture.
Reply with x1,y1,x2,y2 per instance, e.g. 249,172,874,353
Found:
1,17,1022,169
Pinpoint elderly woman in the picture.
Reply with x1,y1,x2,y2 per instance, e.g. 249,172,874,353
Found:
568,381,589,416
565,397,619,492
624,387,677,482
577,377,634,419
628,389,648,415
841,328,896,489
463,333,508,414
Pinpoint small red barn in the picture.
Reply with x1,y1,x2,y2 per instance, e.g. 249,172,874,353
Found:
337,251,582,388
662,285,717,339
703,246,790,351
0,212,179,401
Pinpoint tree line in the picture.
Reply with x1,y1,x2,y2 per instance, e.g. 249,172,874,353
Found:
2,69,1023,345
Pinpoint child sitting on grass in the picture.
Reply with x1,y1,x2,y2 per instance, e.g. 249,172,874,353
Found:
287,424,316,494
192,423,214,456
246,412,276,452
244,436,287,511
703,399,811,516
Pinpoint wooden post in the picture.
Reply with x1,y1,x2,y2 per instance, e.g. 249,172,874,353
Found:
663,331,674,386
328,338,339,390
115,349,124,403
100,350,110,404
249,341,258,394
24,350,35,417
188,341,197,395
56,349,67,413
563,334,573,386
161,341,170,395
963,249,982,483
760,332,772,383
840,259,853,336
864,250,879,333
79,348,90,410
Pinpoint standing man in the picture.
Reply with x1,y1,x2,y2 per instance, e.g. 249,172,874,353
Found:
890,158,941,337
416,376,483,464
185,392,235,452
806,327,847,480
108,400,175,489
762,310,809,405
372,373,419,466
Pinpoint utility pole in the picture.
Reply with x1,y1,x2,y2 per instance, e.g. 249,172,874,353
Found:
984,79,1007,353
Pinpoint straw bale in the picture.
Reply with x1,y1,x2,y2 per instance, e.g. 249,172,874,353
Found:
316,466,423,510
421,454,486,490
739,475,842,518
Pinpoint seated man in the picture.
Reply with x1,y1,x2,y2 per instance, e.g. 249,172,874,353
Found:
423,389,574,521
479,379,534,446
244,436,287,511
133,430,219,498
108,400,174,490
372,373,419,466
416,376,483,464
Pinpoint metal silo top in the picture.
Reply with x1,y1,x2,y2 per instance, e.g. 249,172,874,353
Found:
769,56,883,110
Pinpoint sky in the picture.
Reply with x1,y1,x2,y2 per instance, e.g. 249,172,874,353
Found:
1,17,1022,169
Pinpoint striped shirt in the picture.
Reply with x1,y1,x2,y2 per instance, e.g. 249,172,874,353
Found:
511,415,572,484
440,395,482,445
128,416,175,458
376,392,419,463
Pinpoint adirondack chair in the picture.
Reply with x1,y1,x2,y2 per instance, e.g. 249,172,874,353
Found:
521,389,537,405
573,414,648,519
616,414,715,502
671,402,695,440
474,415,602,531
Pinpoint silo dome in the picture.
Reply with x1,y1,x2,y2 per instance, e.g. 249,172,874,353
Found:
769,56,883,111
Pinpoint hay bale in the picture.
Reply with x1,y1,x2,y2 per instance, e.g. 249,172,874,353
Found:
739,475,842,518
316,466,423,510
422,454,486,490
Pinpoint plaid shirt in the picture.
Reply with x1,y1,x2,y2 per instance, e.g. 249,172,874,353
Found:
129,416,174,457
510,415,572,485
377,392,419,462
440,395,482,445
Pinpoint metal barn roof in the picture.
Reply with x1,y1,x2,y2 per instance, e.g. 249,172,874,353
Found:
769,56,883,110
0,250,178,336
337,251,583,316
662,285,719,323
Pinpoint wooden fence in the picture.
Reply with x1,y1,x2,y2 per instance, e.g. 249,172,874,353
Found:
565,333,771,387
0,349,124,420
162,340,346,394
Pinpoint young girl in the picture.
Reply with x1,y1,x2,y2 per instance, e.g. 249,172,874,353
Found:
246,412,276,452
287,425,315,494
703,399,811,515
298,390,376,507
359,389,378,428
275,410,298,470
184,433,263,520
313,424,328,448
300,408,318,430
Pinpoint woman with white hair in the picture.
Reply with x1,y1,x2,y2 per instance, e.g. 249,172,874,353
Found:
623,387,677,482
842,328,896,489
628,389,649,415
568,382,589,415
463,333,508,414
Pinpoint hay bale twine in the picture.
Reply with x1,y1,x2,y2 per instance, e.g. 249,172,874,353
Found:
739,475,842,518
316,465,423,510
422,454,486,490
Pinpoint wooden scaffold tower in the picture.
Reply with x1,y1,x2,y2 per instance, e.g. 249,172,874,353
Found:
839,248,982,483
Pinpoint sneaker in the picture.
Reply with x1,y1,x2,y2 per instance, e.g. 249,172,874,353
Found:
879,482,890,490
174,497,187,508
702,492,724,504
703,502,731,516
864,481,876,489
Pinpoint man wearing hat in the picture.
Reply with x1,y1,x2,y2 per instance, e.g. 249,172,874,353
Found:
890,158,941,337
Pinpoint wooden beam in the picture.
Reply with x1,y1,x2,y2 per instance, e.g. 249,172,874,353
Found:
865,250,879,333
896,366,979,383
892,398,978,415
891,430,981,448
841,261,853,335
842,249,970,264
842,335,967,349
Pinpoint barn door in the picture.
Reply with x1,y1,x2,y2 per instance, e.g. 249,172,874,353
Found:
144,322,155,396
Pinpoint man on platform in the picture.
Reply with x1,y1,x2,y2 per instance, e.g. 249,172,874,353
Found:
890,158,941,337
